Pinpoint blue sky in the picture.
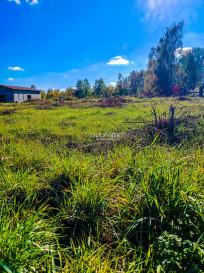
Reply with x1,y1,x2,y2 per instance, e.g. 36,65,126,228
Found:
0,0,203,91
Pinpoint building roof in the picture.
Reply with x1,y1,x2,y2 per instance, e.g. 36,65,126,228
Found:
0,85,41,92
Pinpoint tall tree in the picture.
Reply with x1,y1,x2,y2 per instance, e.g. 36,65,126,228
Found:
128,71,142,96
83,78,91,97
53,89,60,99
122,77,130,95
191,48,204,86
93,78,106,97
116,73,123,96
186,53,198,90
137,70,145,96
47,88,54,99
149,22,184,96
75,79,91,98
65,87,75,97
174,47,204,90
41,91,47,100
75,79,85,98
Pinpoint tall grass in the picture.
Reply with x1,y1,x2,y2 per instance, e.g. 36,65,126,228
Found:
0,197,60,272
0,97,203,272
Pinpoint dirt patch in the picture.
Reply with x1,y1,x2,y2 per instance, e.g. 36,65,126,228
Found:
0,109,16,115
58,121,70,127
64,140,80,149
82,140,116,153
3,119,14,124
104,112,115,116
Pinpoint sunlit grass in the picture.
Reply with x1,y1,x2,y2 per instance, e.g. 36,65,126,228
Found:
0,97,203,272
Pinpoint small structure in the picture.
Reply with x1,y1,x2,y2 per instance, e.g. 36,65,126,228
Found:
0,85,41,103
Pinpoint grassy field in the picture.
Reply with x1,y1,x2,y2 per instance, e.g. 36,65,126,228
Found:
0,97,203,272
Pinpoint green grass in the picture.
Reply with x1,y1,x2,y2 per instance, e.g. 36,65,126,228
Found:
0,97,203,272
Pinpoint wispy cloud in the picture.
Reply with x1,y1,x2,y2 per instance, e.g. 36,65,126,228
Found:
8,78,14,81
26,0,38,5
135,0,201,24
8,66,25,71
9,0,20,4
9,0,38,4
32,0,38,4
107,56,130,65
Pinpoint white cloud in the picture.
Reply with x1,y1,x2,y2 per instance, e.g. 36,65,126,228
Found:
9,0,20,4
60,88,66,92
107,56,130,65
175,47,192,58
8,66,25,71
9,0,39,4
110,82,117,87
29,0,38,5
8,78,14,81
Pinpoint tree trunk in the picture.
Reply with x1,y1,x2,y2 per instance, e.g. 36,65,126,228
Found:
199,86,203,97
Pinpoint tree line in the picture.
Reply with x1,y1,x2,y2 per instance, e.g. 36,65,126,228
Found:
41,22,204,100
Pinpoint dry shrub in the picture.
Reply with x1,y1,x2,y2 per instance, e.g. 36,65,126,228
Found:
177,96,191,101
100,97,125,108
138,104,201,145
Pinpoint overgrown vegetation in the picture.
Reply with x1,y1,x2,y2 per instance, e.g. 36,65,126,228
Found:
0,97,203,272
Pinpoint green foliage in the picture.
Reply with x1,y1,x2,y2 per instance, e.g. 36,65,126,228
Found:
75,79,92,98
186,53,198,90
41,90,47,100
46,88,61,100
0,98,203,271
65,87,75,97
155,232,204,272
93,78,107,97
75,79,84,98
192,47,204,85
143,60,158,96
114,72,144,97
0,198,59,271
149,21,184,96
175,47,204,90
